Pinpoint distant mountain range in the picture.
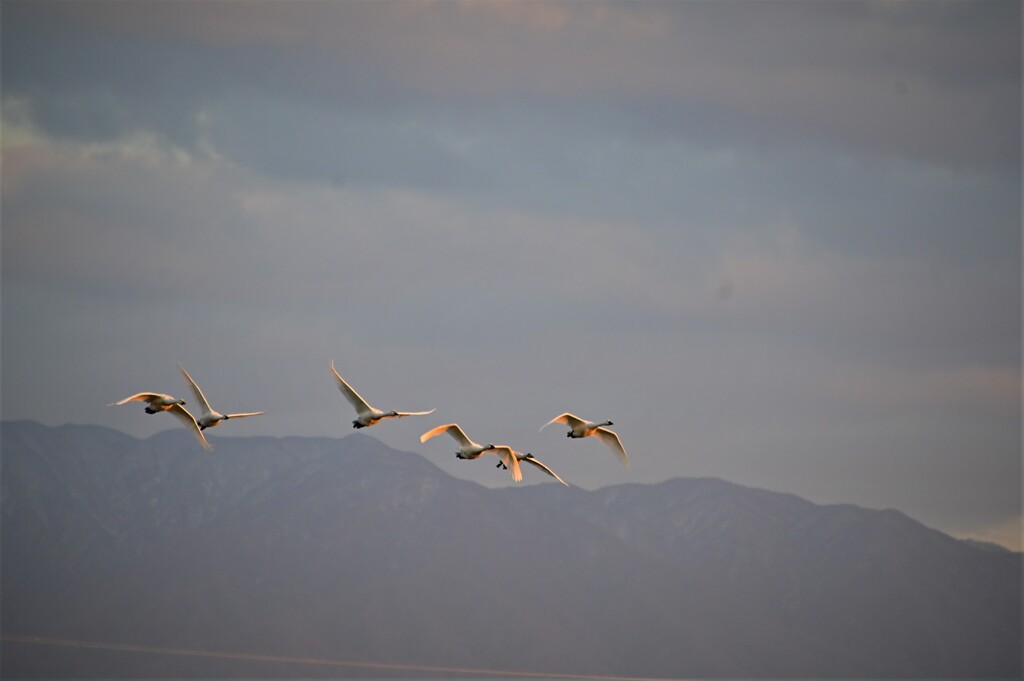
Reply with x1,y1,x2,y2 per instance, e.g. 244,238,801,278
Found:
2,420,1019,678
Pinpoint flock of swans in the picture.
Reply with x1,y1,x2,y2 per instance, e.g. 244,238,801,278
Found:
113,361,629,487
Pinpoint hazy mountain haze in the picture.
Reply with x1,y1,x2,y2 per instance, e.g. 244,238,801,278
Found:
2,422,1019,678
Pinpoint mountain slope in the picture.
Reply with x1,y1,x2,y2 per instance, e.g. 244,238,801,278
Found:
2,421,1019,678
503,477,1022,677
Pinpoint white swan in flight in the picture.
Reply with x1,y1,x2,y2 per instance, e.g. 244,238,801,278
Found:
497,451,569,487
420,423,523,482
177,364,264,431
330,360,435,429
111,393,211,451
540,412,629,466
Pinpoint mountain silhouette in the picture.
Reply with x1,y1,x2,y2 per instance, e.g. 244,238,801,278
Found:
2,421,1019,677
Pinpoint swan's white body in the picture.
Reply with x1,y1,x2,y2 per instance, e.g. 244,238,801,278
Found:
420,423,523,482
507,452,569,486
330,361,435,429
541,412,629,466
111,392,185,414
177,364,264,431
111,393,211,450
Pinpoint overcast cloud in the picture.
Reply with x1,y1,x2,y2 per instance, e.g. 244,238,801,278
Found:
2,0,1020,550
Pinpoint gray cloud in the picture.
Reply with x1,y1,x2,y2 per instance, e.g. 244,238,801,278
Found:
5,0,1019,170
6,0,1017,279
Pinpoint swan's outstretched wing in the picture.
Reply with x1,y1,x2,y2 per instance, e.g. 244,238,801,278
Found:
167,404,213,451
225,412,265,420
595,427,629,466
391,409,437,418
519,454,569,486
177,364,213,416
111,392,167,406
540,412,585,432
330,361,374,416
420,423,472,447
491,446,523,482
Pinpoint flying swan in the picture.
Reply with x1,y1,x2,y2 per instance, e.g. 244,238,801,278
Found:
420,423,523,482
177,364,264,431
540,412,629,466
111,392,212,451
330,360,435,429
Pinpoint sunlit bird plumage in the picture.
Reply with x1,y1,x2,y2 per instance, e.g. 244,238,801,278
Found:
330,360,435,429
541,412,629,466
111,392,211,450
177,364,264,431
420,423,523,482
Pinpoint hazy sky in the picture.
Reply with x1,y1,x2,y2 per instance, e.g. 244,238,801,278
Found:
2,0,1020,549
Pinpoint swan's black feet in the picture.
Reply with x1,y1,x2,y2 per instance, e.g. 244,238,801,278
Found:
352,422,364,429
145,408,156,414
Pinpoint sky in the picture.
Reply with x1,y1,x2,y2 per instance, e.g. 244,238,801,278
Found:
2,0,1020,550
